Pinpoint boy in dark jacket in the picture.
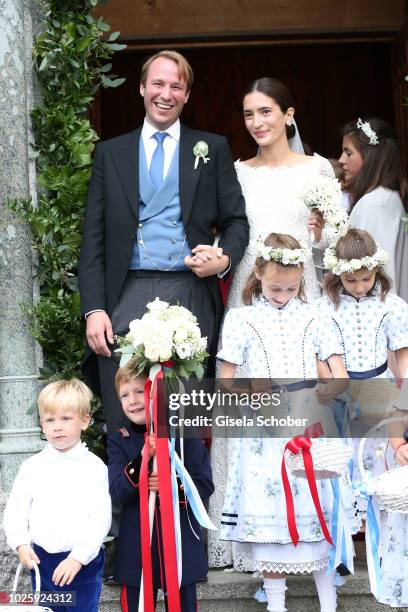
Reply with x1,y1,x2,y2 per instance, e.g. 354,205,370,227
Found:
107,361,214,611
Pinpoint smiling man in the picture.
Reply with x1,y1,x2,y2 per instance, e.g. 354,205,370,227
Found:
79,50,248,431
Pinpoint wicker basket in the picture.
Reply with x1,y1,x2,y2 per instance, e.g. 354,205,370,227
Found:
358,415,408,514
286,438,353,480
3,562,52,611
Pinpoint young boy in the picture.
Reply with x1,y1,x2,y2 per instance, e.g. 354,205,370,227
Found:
3,379,111,612
108,362,214,611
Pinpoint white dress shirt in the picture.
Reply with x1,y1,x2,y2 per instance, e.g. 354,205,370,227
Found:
3,441,111,566
142,117,180,179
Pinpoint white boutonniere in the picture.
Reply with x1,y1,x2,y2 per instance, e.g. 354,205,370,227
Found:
193,141,210,169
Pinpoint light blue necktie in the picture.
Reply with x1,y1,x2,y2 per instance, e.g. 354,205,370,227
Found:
149,132,168,189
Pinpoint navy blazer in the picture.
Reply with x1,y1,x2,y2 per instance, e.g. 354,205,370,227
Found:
107,426,214,588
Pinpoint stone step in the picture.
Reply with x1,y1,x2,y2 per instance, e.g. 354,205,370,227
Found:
99,556,397,612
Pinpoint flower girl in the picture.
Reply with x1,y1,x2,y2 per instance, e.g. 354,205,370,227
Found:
318,228,408,607
217,233,350,612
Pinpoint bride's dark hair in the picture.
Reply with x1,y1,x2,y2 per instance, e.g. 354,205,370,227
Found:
244,78,296,140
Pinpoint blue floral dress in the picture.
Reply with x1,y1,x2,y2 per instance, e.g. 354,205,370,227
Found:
317,290,408,605
217,296,354,573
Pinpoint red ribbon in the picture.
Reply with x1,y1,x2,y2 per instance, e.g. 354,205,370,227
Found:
139,370,181,612
281,436,333,547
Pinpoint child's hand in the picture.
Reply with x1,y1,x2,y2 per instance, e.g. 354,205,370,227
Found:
17,545,40,569
395,443,408,466
52,557,82,587
148,472,159,492
144,434,156,459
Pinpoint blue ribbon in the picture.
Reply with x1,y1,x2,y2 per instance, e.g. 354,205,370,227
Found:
354,481,382,598
169,436,182,586
171,444,217,532
327,478,354,575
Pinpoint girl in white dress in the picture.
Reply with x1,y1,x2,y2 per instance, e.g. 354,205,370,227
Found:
380,405,408,607
209,77,336,569
338,117,408,300
317,228,408,608
218,233,349,612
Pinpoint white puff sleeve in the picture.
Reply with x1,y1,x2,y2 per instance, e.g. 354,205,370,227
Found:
217,308,248,366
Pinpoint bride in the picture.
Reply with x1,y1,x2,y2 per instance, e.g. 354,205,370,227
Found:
209,77,335,569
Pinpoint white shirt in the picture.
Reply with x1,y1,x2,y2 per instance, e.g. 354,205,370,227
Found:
3,442,111,566
142,118,180,180
349,187,404,289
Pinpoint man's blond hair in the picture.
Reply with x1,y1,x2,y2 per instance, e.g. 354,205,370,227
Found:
140,50,194,92
37,379,92,419
115,361,147,396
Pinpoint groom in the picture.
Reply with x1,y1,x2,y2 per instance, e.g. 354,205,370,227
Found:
79,50,248,431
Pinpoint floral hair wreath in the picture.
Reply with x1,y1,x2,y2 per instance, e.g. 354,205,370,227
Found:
254,239,312,267
323,246,389,275
356,118,379,146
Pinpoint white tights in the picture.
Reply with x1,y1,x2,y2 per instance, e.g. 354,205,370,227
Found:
263,570,337,612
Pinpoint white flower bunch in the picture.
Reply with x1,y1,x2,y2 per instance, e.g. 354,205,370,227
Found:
323,246,389,275
116,298,208,377
302,176,349,236
255,239,311,266
356,118,379,146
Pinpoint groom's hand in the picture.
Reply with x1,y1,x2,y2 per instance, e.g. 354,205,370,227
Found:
86,311,114,357
185,245,229,277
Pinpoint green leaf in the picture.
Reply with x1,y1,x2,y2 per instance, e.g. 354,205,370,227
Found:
76,36,93,52
108,43,127,51
100,62,112,73
108,31,120,41
39,56,48,71
97,20,110,32
108,77,126,88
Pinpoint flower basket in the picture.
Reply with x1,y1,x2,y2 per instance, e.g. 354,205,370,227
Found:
3,562,52,611
358,415,408,514
286,438,353,480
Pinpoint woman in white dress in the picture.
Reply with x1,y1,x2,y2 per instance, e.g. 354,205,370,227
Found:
338,117,408,300
209,78,336,569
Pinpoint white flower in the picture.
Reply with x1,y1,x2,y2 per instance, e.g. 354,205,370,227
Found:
302,176,349,239
193,141,210,169
177,342,193,359
323,245,389,275
146,297,169,312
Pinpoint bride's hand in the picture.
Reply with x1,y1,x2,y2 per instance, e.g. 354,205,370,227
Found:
307,210,324,243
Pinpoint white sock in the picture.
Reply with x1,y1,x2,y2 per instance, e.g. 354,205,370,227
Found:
263,577,287,612
313,568,337,612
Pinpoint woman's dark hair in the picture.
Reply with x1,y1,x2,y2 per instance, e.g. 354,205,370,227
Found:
244,78,296,140
342,117,408,213
242,232,306,305
323,228,391,308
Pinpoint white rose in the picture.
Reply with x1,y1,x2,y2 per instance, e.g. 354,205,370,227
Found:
174,328,188,343
144,343,160,362
146,297,169,312
177,343,193,359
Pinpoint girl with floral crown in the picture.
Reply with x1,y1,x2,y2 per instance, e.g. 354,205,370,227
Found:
217,232,353,612
339,117,408,300
317,228,408,607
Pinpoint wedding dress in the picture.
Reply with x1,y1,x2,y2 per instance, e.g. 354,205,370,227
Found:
208,155,334,570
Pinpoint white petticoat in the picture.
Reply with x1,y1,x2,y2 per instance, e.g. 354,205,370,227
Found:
252,540,330,574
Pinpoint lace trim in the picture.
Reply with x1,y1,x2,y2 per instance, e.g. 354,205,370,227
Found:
254,556,329,574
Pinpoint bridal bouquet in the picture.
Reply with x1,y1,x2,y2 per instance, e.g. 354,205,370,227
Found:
115,298,208,378
302,176,349,238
